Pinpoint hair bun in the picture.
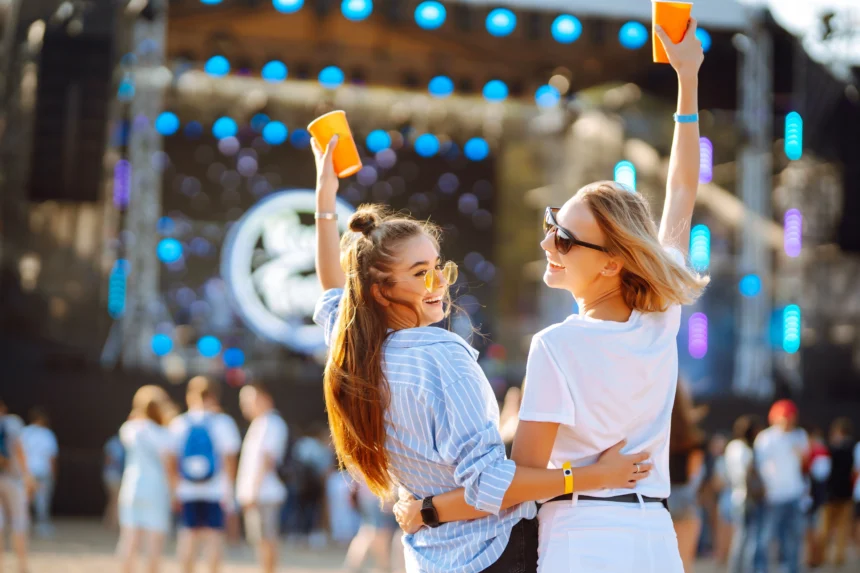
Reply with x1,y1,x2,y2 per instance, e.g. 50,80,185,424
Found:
348,207,382,236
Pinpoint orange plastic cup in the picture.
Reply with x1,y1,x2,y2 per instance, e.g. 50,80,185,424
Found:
653,1,693,64
307,110,362,178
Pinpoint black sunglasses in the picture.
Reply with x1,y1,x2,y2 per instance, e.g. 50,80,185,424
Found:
543,207,609,255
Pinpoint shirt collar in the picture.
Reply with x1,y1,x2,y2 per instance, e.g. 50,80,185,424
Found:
384,326,480,360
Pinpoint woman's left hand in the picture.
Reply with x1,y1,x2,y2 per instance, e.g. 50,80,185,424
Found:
655,18,704,79
393,497,424,534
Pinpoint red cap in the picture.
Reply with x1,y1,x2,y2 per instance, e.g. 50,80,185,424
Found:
768,399,798,425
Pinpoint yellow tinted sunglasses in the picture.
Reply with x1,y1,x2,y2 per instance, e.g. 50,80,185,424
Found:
425,261,459,292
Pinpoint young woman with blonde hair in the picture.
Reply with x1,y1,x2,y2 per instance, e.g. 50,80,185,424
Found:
394,20,707,572
311,126,652,570
116,385,175,573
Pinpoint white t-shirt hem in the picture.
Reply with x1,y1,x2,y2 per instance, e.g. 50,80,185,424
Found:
518,411,571,425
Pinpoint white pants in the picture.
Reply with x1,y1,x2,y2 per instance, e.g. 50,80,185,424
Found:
537,497,683,573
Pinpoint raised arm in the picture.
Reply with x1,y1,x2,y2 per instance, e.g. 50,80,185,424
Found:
313,136,346,290
655,19,705,256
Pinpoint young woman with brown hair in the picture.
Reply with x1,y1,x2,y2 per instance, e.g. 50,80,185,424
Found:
311,131,652,573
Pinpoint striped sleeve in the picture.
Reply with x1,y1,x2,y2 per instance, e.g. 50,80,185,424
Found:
434,349,515,515
312,288,344,347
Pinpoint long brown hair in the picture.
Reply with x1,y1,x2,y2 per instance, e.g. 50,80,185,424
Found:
578,182,709,312
324,205,444,498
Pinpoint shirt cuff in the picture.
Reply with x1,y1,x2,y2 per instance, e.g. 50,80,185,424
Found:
465,457,516,515
518,410,572,425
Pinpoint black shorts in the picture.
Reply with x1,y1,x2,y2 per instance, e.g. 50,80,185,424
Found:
482,518,539,573
180,501,224,530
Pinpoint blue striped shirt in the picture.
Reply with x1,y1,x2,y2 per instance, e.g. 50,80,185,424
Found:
314,289,535,573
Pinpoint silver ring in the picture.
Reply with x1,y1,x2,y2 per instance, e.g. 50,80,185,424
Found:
634,463,641,473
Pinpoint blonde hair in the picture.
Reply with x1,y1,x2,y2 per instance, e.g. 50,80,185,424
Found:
325,204,446,498
577,182,708,312
130,385,171,426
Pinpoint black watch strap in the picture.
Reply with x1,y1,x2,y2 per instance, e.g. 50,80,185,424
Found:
421,495,442,528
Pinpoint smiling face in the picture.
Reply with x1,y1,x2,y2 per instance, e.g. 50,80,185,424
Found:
540,198,615,296
376,234,450,329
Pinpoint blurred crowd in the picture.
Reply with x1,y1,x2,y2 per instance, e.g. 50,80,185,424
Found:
2,383,859,573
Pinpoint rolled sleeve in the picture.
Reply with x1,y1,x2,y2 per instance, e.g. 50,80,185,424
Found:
435,359,515,515
312,288,344,347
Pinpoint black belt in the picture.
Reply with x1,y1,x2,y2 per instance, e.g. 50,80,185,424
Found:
543,493,668,511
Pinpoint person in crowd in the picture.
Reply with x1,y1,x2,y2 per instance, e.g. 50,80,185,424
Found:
116,385,175,573
168,376,241,573
312,86,652,573
725,414,766,573
104,433,126,531
343,477,401,573
293,424,335,547
811,418,855,566
394,22,706,573
209,403,242,546
709,432,734,564
804,425,829,565
327,469,360,546
20,407,58,538
666,384,706,573
236,382,288,573
0,399,32,573
754,399,809,573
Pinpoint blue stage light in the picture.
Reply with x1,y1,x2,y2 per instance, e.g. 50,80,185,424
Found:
415,1,446,30
262,60,287,82
212,117,238,139
342,0,372,22
262,121,288,145
486,8,516,37
197,335,222,358
290,128,311,148
785,112,803,161
184,121,203,138
251,113,270,132
205,55,230,77
272,0,303,13
157,216,175,235
464,138,489,161
201,0,223,5
552,15,582,44
415,134,440,157
366,130,391,153
223,347,245,368
157,238,183,264
483,80,508,102
690,225,711,272
319,66,345,89
782,305,801,353
155,112,180,136
696,28,712,53
739,274,762,298
107,259,129,319
535,85,560,108
428,75,454,98
614,160,636,192
619,21,648,50
151,334,173,356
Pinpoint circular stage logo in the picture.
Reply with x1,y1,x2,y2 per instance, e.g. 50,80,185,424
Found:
221,190,354,354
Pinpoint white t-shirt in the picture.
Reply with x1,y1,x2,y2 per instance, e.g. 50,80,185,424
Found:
0,414,25,477
753,426,809,503
20,425,58,478
519,255,683,500
724,439,753,503
119,418,173,506
170,410,241,503
236,411,288,505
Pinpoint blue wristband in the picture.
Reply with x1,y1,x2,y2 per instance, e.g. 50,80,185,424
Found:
674,113,699,123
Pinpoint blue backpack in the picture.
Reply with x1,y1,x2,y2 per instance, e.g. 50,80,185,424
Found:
179,416,218,483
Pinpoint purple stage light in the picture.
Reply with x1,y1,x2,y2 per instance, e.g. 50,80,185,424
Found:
699,137,713,184
113,159,131,208
688,312,708,359
784,209,802,258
